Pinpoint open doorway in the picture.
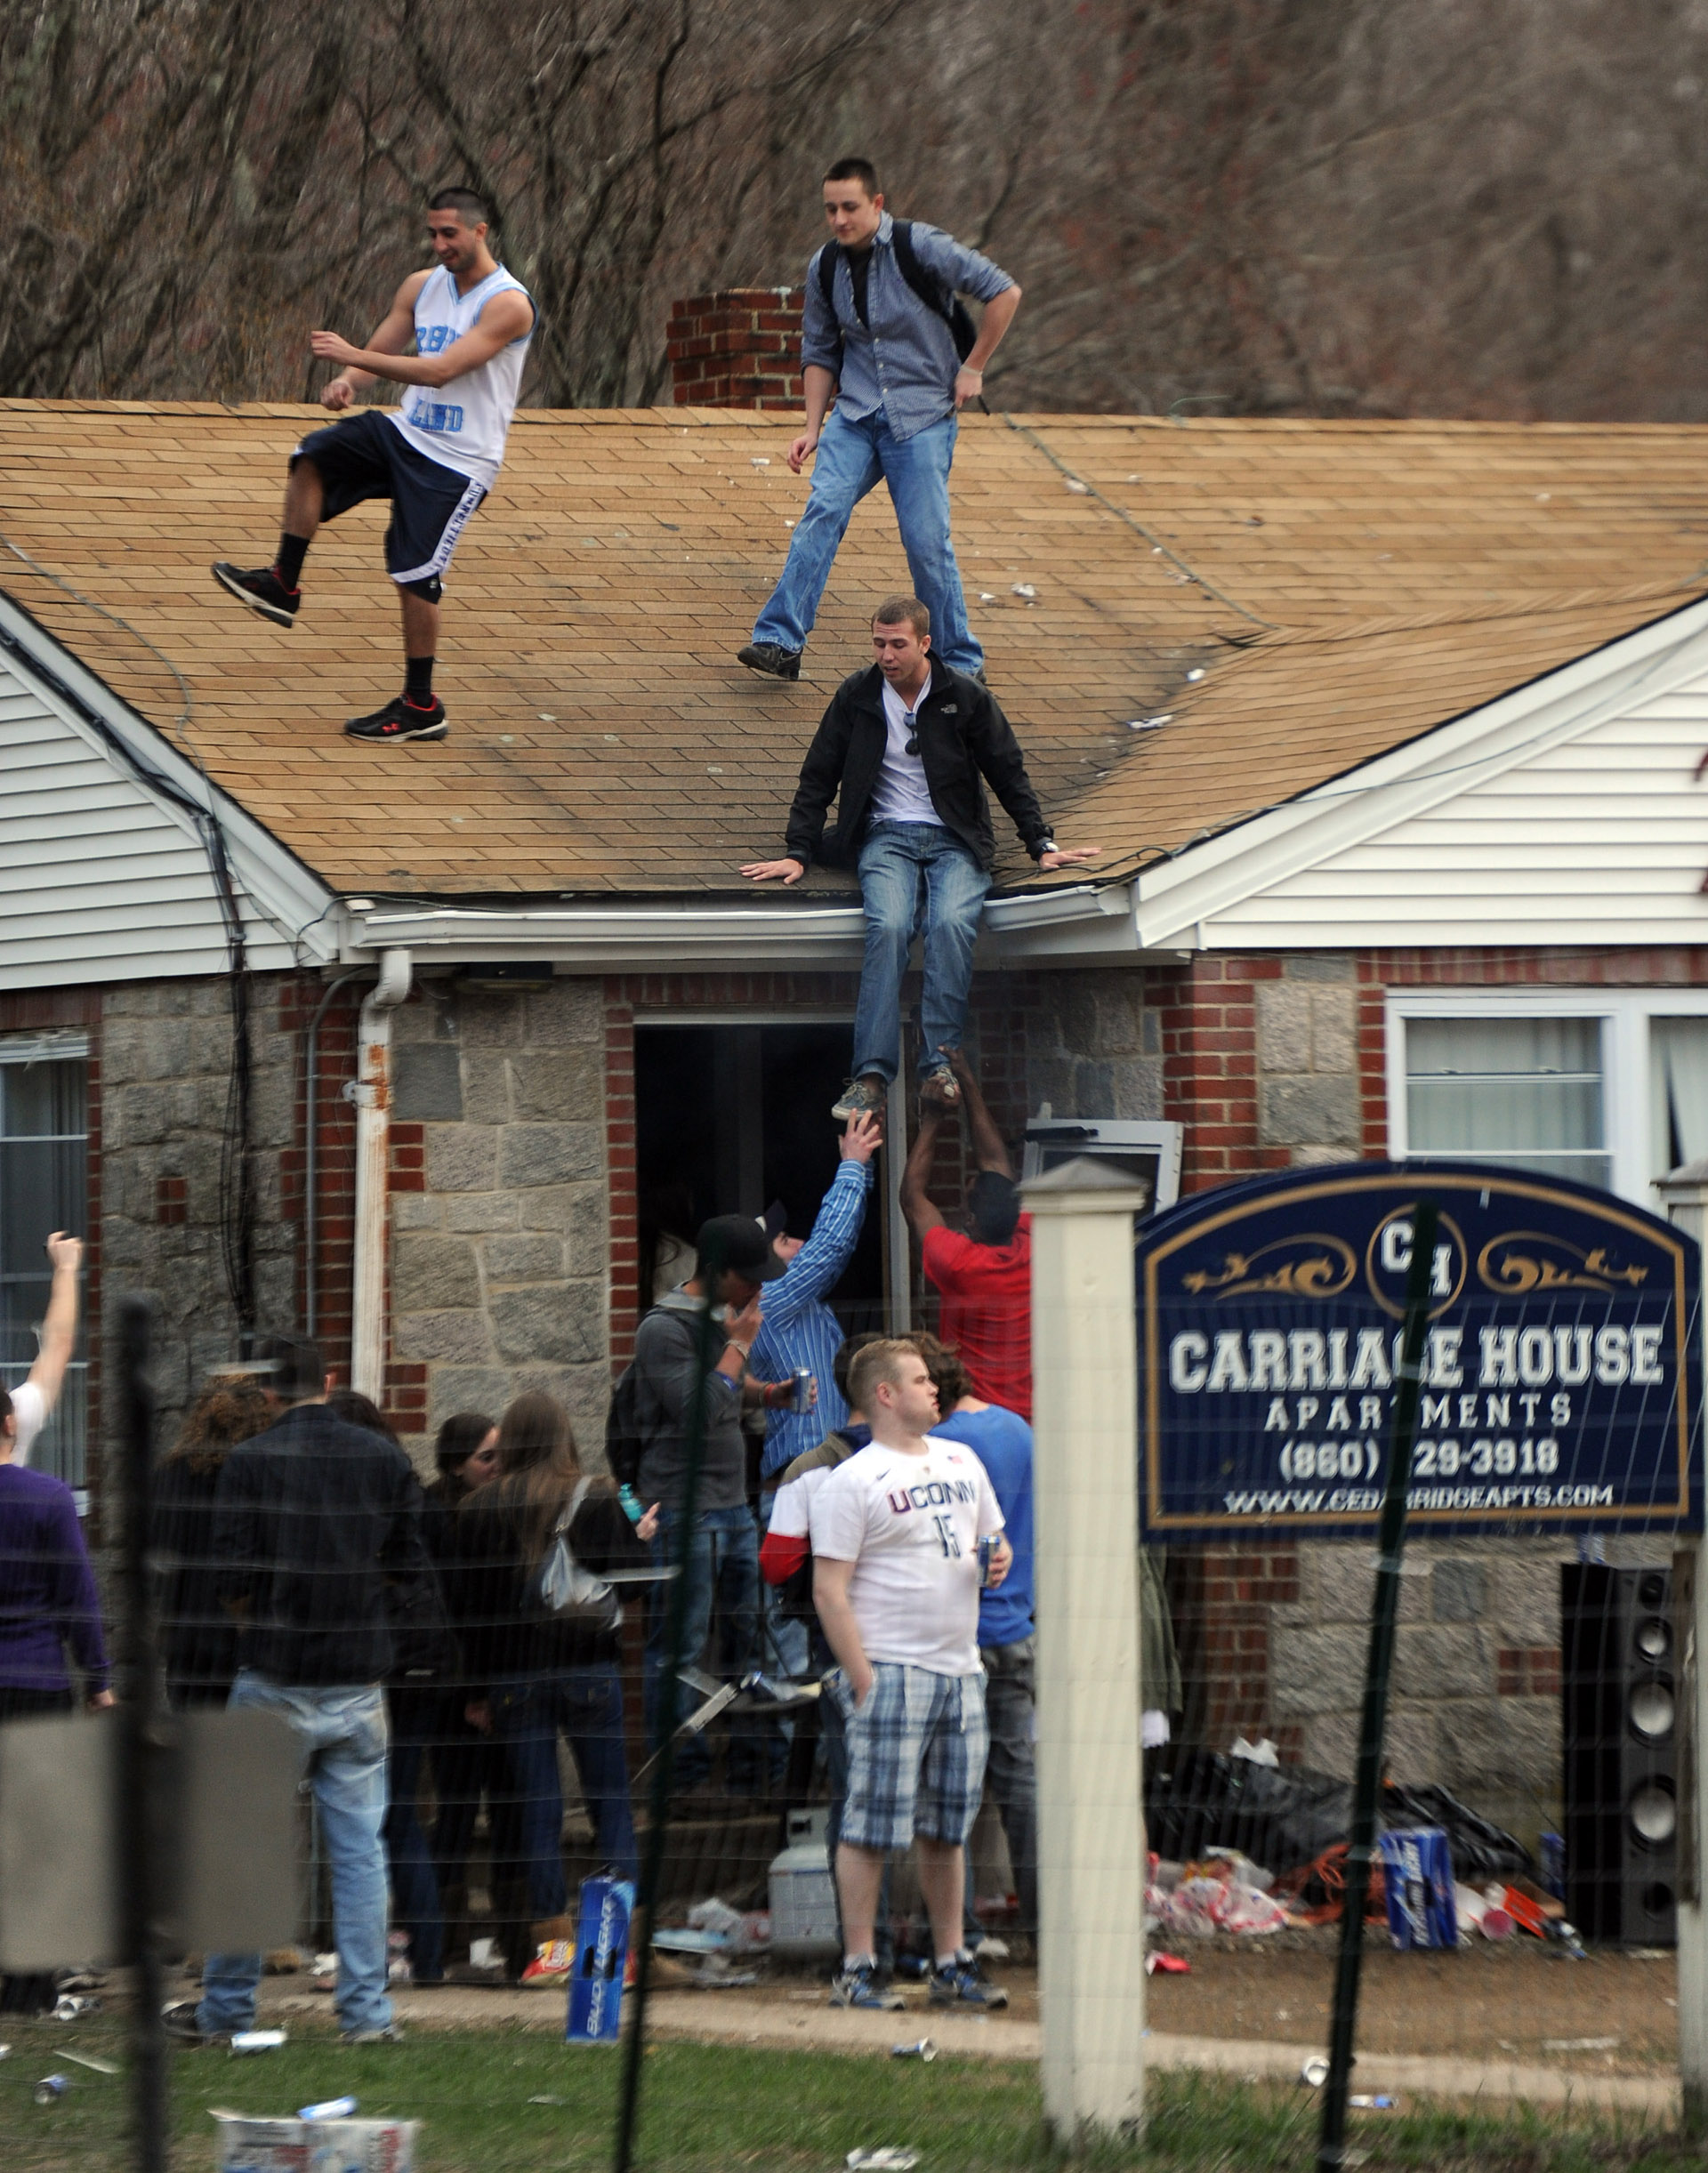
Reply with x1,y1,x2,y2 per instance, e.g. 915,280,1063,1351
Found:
633,1024,885,1335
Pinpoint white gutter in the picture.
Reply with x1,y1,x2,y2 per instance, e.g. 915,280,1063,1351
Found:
340,881,1140,969
350,947,411,1399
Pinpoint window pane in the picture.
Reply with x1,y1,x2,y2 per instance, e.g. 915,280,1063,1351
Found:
0,1058,89,1490
1651,1018,1708,1178
1405,1017,1609,1188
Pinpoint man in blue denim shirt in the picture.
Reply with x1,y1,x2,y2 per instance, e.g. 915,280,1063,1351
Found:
737,157,1020,683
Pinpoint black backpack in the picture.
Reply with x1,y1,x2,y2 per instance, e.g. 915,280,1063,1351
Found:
816,220,978,361
604,1358,645,1488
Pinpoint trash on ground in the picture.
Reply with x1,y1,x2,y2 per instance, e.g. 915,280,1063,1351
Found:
1230,1736,1280,1767
1011,583,1037,600
50,1993,100,2021
214,2113,420,2173
686,1895,769,1952
1543,2036,1620,2053
33,2073,68,2105
230,2031,287,2056
301,2097,359,2121
1489,1882,1550,1936
520,1938,574,1988
60,2049,119,2074
686,1959,759,1989
1159,1869,1287,1937
1379,1828,1456,1950
1348,2094,1397,2110
891,2039,936,2061
847,2153,919,2172
1300,2056,1330,2088
0,2043,8,2059
1146,1952,1190,1976
653,1927,736,1954
467,1938,503,1971
528,2094,568,2105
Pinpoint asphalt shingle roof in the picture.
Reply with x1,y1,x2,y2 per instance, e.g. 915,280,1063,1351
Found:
2,400,1703,898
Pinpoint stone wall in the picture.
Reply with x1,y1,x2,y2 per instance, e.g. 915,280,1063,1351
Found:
386,976,608,1469
1254,955,1361,1165
99,975,297,1438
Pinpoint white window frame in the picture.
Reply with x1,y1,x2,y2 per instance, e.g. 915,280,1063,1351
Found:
0,1034,92,1495
1386,989,1708,1207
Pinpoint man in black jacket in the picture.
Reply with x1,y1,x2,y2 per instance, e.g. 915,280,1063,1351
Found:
742,595,1097,1117
166,1335,433,2048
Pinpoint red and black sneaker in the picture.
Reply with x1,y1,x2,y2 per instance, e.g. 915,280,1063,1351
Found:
343,695,448,744
211,560,299,626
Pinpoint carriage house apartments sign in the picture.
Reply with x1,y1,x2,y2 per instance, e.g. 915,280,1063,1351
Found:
1135,1162,1702,1541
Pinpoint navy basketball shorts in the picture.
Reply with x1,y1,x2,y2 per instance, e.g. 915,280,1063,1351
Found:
291,408,486,589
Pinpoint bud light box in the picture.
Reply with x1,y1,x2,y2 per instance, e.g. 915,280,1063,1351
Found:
567,1871,634,2045
1378,1826,1457,1950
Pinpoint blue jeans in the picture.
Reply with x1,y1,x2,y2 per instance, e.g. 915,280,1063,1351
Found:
853,823,992,1085
491,1664,639,1906
752,408,981,674
200,1672,391,2039
383,1687,444,1980
643,1504,762,1792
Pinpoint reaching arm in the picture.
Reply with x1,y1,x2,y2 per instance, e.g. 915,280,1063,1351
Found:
899,1107,947,1239
788,365,840,475
315,273,427,408
947,1051,1011,1177
27,1233,83,1415
312,280,533,400
812,1555,874,1703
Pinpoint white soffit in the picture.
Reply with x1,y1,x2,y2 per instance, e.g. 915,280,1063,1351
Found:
1133,595,1708,952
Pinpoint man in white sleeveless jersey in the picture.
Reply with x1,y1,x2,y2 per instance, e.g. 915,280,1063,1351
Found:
211,188,534,744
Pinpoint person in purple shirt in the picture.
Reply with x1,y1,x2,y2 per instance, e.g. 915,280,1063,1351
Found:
0,1231,110,2013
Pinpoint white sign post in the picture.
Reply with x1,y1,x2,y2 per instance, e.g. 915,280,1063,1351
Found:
1658,1157,1708,2130
1024,1155,1150,2140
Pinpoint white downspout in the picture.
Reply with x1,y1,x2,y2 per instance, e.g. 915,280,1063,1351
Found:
350,948,412,1398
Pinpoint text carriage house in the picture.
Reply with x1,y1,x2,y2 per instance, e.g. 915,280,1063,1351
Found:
4,368,1708,1836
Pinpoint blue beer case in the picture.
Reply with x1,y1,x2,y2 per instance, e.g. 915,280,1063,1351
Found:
1378,1825,1457,1949
566,1871,635,2045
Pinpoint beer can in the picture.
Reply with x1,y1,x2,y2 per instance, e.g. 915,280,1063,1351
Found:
230,2030,286,2056
300,2096,359,2121
890,2039,936,2062
791,1368,816,1414
1300,2056,1330,2088
977,1535,997,1588
33,2074,68,2106
51,1994,99,2022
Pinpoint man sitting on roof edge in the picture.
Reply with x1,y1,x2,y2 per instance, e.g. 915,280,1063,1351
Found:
740,594,1098,1119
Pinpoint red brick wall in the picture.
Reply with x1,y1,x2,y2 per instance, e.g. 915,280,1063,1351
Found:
666,288,805,409
1156,955,1280,1192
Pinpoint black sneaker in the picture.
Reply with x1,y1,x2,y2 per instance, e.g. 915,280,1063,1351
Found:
737,641,802,681
343,696,448,744
212,561,299,626
161,1999,220,2046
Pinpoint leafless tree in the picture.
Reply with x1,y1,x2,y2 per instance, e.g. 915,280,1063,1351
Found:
5,0,1708,419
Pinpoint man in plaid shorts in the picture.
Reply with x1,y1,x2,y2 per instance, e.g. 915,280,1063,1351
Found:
810,1338,1012,2010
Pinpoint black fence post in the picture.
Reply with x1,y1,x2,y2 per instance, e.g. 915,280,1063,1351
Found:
116,1297,168,2173
612,1242,723,2173
1317,1199,1438,2173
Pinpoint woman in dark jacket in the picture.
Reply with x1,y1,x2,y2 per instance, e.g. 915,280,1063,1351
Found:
151,1379,273,1709
455,1394,657,1951
418,1411,499,1967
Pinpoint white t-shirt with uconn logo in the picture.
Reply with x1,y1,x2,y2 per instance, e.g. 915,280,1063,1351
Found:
810,1437,1003,1677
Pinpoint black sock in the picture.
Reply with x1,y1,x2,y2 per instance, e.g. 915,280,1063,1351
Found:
275,534,309,590
404,656,436,707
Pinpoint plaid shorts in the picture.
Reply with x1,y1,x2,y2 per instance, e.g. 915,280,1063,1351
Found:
833,1661,988,1851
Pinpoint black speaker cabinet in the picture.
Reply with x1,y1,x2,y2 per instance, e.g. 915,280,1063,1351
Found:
1560,1564,1678,1946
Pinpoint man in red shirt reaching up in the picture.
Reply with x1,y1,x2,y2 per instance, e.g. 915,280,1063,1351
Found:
899,1051,1032,1420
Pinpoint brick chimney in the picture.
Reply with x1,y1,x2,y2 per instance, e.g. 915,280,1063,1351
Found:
666,286,805,408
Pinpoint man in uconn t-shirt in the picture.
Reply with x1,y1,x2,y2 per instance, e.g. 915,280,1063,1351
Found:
810,1339,1011,2013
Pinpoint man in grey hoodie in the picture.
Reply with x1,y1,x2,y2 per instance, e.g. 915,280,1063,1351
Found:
634,1213,786,1792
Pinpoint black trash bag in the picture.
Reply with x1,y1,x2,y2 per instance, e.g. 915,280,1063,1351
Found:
1380,1781,1535,1886
1144,1746,1351,1876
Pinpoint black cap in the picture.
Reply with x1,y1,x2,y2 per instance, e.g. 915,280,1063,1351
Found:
758,1198,789,1242
696,1212,788,1283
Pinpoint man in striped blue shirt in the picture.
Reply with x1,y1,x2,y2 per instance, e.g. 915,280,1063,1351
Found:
752,1112,881,1676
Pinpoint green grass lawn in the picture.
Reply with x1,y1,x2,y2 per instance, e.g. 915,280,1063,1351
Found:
1,2020,1703,2173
